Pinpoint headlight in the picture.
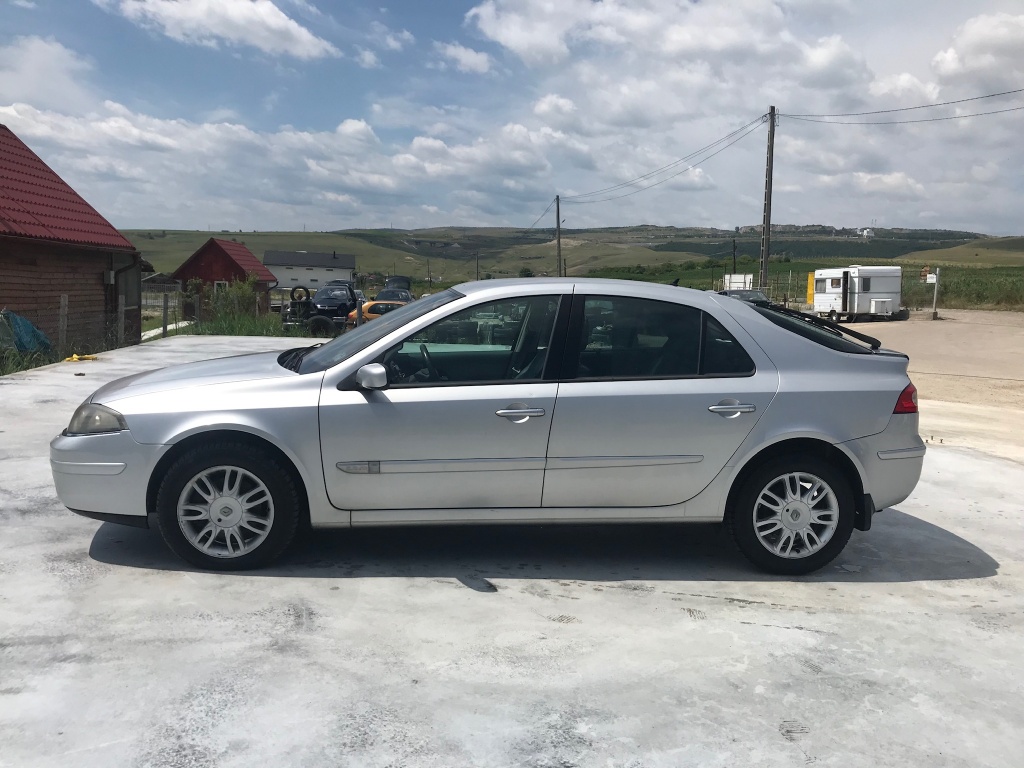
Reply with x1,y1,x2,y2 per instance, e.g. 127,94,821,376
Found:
66,403,128,435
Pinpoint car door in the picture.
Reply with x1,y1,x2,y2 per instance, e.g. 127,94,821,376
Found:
542,293,779,508
319,293,568,514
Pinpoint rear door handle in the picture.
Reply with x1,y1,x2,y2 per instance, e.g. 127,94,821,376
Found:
708,403,756,416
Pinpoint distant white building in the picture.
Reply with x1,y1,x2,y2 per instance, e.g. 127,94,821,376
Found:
263,250,356,287
861,228,875,239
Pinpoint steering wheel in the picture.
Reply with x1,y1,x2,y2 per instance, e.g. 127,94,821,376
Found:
419,344,440,381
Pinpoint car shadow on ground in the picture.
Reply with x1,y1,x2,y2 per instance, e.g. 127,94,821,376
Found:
88,507,998,584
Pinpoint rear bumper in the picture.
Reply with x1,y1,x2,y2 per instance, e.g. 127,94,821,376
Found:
841,414,925,510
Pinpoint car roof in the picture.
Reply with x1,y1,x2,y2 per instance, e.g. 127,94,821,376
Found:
452,277,722,310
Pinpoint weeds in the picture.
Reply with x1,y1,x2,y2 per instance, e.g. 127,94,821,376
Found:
187,275,307,337
0,349,57,377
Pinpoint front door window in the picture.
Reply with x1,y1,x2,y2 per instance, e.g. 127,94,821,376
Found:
381,295,561,386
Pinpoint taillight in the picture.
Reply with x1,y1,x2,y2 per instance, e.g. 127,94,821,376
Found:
894,383,918,414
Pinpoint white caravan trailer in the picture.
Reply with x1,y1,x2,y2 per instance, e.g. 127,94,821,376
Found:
812,265,906,321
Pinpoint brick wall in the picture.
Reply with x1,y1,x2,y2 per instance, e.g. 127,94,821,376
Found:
0,238,141,352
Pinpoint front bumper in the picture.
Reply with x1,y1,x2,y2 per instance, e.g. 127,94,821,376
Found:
50,430,164,520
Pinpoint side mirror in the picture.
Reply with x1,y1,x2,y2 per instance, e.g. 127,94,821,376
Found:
354,363,388,390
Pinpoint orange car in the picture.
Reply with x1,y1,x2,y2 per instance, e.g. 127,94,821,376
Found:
346,300,407,327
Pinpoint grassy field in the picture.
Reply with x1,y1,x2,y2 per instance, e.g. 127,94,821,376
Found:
899,237,1024,266
588,257,1024,310
122,226,1024,310
125,230,417,276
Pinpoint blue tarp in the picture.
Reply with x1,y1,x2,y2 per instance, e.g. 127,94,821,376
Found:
0,310,53,353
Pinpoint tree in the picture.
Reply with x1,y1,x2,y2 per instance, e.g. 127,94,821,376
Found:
518,267,534,278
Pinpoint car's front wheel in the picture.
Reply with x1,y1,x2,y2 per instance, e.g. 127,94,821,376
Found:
729,455,855,575
155,442,301,570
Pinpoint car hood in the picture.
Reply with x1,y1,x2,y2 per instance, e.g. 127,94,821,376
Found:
90,351,294,404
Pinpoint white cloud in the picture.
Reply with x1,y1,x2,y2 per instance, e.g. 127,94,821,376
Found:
202,107,242,123
370,21,415,51
355,48,380,68
534,94,575,116
435,42,492,74
9,0,38,8
93,0,340,59
932,13,1024,91
851,171,925,199
0,37,96,114
869,73,940,101
466,0,591,65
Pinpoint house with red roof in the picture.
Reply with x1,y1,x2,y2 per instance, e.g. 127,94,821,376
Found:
0,124,142,350
172,238,277,314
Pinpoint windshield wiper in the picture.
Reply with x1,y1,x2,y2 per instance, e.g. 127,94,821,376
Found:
758,303,882,350
278,344,322,372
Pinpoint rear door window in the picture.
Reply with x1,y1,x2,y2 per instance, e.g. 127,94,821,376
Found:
564,296,754,379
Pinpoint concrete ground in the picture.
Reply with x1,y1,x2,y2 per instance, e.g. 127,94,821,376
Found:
1,331,1022,767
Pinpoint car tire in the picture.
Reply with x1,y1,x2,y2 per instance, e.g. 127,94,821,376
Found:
728,455,855,575
308,315,336,337
827,310,838,323
290,286,310,301
155,442,301,571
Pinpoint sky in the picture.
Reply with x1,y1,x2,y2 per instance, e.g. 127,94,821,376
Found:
1,0,1023,235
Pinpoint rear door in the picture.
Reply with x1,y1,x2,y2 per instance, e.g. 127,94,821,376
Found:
542,294,779,508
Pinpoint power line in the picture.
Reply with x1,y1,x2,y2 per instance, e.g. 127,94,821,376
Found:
561,114,766,201
783,86,1024,118
562,120,765,204
781,104,1024,125
527,197,556,229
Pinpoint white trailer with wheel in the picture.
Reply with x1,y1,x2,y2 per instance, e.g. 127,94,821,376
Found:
813,265,905,321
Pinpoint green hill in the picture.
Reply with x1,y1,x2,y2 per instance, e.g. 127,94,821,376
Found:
899,237,1024,266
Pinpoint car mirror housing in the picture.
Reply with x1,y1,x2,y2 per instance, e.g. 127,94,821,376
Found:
354,363,389,390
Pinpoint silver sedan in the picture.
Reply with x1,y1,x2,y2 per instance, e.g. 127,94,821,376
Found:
50,278,925,574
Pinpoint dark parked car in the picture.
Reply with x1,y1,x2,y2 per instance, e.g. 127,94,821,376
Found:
375,288,414,303
282,282,358,336
718,289,771,305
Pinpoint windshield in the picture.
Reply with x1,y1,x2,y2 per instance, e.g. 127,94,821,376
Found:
298,289,461,373
725,290,769,302
313,286,352,301
376,289,411,301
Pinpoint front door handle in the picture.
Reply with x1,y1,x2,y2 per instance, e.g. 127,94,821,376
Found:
496,403,546,423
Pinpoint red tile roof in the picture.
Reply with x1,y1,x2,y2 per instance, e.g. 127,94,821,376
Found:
209,238,277,283
0,124,136,251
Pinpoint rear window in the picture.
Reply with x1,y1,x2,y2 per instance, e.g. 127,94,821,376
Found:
752,306,871,354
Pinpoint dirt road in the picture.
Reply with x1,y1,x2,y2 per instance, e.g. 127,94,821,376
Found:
850,309,1024,462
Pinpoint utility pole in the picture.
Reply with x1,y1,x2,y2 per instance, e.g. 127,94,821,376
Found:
476,251,480,280
758,106,776,290
427,258,431,287
732,238,737,275
555,195,562,277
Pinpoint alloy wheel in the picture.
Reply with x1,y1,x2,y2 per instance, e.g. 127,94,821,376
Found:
752,471,839,559
177,465,275,558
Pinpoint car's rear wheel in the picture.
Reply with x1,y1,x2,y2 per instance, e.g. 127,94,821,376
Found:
729,455,855,575
155,442,300,570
